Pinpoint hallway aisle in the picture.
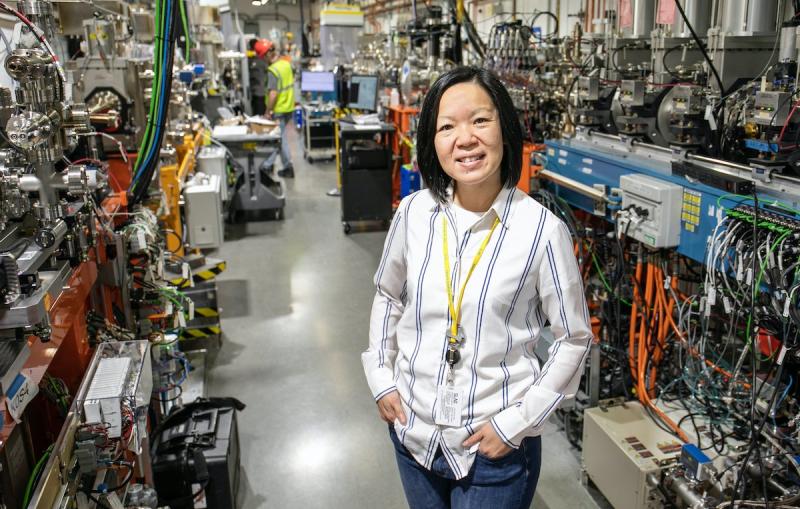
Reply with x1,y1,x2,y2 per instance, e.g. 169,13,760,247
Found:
206,129,597,509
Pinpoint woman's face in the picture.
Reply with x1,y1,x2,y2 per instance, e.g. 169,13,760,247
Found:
434,82,503,192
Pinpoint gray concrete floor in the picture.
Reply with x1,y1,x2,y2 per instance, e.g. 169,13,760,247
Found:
207,129,602,509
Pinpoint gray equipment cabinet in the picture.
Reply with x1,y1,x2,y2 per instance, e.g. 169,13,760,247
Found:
211,127,286,220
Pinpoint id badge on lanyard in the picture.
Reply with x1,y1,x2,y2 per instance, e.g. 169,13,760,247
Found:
435,384,464,427
434,214,499,427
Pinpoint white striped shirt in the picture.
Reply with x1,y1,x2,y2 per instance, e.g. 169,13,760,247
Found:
362,185,592,480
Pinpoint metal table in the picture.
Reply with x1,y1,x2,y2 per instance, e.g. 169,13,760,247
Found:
212,127,286,220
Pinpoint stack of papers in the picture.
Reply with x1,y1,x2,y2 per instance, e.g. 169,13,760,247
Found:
244,115,278,127
212,125,248,137
352,113,380,125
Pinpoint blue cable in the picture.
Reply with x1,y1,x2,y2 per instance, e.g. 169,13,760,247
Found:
771,375,793,435
135,0,171,180
133,0,173,188
132,0,168,185
776,374,793,410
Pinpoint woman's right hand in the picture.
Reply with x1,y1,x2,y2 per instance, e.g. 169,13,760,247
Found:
377,390,407,425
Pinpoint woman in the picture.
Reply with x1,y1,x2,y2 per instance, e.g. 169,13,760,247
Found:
362,67,592,508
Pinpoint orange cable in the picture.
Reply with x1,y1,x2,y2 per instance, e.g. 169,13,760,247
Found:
639,263,656,394
629,259,643,382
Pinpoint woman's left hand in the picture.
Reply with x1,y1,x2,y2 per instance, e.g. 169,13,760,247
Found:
462,423,513,459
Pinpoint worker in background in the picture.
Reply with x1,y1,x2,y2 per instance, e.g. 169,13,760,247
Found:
362,67,592,508
248,38,270,116
265,41,295,178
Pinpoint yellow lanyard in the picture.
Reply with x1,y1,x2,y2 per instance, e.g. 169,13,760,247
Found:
442,214,500,344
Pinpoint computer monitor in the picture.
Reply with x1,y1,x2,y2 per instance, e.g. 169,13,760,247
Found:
301,71,335,93
347,75,379,111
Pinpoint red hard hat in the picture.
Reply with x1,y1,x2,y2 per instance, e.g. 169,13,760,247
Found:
254,39,273,57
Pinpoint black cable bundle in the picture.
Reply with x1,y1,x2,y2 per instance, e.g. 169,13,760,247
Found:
445,0,485,59
128,0,180,206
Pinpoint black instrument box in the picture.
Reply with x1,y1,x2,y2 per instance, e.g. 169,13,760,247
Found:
152,404,241,508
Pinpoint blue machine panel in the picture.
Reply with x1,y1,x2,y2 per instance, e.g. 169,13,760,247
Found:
744,138,780,153
542,139,771,264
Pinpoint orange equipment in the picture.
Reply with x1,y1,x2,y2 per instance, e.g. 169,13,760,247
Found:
387,105,419,206
519,142,545,194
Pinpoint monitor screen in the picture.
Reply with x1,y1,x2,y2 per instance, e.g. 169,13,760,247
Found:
347,75,379,111
301,71,335,92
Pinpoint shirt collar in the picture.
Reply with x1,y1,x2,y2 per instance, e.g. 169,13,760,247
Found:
430,185,515,230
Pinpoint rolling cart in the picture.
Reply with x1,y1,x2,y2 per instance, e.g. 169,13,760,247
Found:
336,121,395,234
301,103,336,163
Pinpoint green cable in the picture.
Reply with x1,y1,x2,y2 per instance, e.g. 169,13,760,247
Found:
132,0,165,191
22,445,54,507
143,0,168,165
158,288,185,311
591,252,632,306
717,193,800,217
179,0,191,61
159,286,187,302
142,0,164,151
716,193,751,211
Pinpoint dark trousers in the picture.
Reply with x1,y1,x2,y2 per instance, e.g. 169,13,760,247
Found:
390,426,542,509
251,95,266,116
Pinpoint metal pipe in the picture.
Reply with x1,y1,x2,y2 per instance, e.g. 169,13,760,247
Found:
673,0,712,38
711,0,720,29
779,24,797,62
631,0,656,39
557,0,561,36
721,0,778,35
585,0,592,33
746,462,793,496
583,130,674,154
89,113,120,128
298,0,305,52
19,174,49,207
671,477,707,508
539,169,610,202
687,153,752,172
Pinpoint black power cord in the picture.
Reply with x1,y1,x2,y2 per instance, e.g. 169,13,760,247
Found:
728,193,774,506
531,11,558,40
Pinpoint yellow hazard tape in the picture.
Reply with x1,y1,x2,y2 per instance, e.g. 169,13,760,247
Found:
194,261,226,282
169,261,225,288
181,325,222,338
194,307,219,318
195,270,216,280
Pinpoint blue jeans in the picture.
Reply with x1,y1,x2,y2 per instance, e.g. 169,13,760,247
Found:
390,426,541,509
276,112,293,169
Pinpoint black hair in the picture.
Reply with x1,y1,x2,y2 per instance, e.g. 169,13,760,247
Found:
416,66,522,204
